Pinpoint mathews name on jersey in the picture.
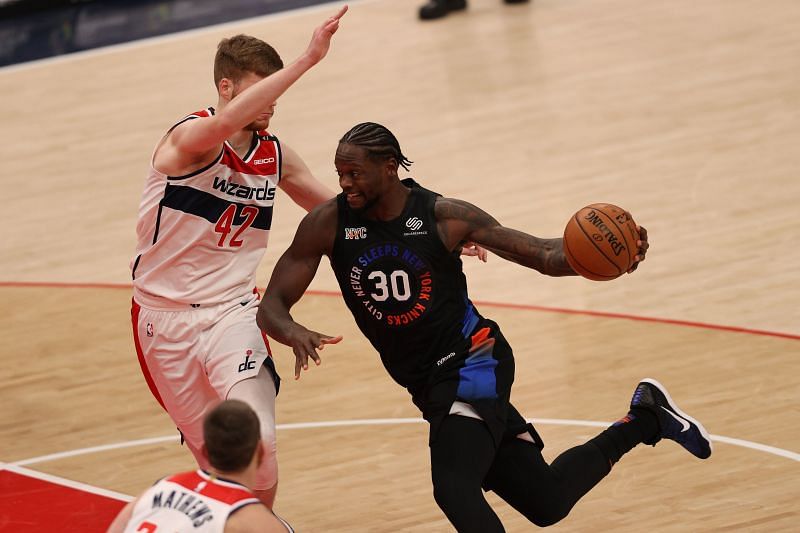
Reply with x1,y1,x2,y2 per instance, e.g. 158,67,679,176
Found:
131,108,281,308
124,470,260,532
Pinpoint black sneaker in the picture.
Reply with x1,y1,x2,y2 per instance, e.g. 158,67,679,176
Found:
419,0,468,20
630,378,712,459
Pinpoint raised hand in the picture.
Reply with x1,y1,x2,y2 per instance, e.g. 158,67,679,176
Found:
304,5,348,65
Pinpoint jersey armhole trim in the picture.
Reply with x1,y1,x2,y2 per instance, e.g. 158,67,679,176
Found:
167,148,224,181
227,499,262,516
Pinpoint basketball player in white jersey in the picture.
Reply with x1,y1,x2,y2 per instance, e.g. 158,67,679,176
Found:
107,400,293,533
130,6,347,509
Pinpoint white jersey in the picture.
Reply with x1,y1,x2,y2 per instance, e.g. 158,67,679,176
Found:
132,108,281,308
123,469,293,533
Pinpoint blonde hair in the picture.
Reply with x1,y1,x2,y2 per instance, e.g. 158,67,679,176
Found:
213,34,284,86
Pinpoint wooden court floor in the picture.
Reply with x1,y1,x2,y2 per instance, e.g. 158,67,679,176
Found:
1,0,798,531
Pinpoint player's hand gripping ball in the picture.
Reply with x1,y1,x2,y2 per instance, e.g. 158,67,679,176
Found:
563,203,641,281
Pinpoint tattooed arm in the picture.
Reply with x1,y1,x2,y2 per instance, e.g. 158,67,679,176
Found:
434,197,577,277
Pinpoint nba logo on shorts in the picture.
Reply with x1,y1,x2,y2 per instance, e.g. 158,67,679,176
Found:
146,323,154,337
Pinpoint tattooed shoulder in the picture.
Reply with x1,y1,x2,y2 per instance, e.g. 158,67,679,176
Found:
435,197,497,228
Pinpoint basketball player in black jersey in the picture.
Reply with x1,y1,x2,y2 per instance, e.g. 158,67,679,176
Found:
256,123,712,531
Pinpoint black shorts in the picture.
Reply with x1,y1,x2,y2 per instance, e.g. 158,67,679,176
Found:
263,356,281,396
411,319,541,448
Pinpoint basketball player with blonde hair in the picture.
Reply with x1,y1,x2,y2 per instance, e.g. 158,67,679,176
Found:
130,6,346,509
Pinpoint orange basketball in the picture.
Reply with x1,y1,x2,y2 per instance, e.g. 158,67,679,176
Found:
563,203,640,281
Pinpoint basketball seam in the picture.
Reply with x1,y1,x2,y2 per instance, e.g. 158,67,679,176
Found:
565,220,618,280
573,213,623,276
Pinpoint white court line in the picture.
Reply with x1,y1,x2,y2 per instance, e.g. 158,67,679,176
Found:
1,462,133,502
11,417,800,467
3,417,797,513
0,0,372,74
12,434,180,466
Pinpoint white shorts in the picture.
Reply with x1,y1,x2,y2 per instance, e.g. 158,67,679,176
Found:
131,294,278,452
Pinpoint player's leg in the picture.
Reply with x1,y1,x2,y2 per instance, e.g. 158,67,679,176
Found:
484,380,712,526
482,400,654,525
482,431,611,526
430,414,505,533
227,363,278,507
131,301,216,470
206,299,280,508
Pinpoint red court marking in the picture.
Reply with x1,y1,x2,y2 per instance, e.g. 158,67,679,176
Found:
0,280,132,290
0,470,126,532
1,280,798,341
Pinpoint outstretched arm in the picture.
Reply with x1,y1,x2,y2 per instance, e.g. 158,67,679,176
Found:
256,202,342,379
435,197,577,276
435,197,648,276
158,6,348,169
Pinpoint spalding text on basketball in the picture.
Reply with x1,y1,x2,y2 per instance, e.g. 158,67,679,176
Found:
584,210,627,256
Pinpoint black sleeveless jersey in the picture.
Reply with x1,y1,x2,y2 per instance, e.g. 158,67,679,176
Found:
330,181,483,392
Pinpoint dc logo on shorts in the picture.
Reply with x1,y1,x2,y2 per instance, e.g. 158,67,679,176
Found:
238,349,257,372
146,323,154,337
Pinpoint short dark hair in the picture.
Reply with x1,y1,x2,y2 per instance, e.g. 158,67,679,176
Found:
339,122,413,171
203,399,260,473
214,34,284,86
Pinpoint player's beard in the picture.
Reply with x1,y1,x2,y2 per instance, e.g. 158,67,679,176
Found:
351,195,379,214
245,117,270,131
